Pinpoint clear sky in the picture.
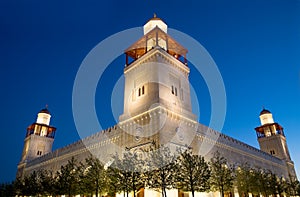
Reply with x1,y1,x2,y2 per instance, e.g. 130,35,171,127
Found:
0,0,299,183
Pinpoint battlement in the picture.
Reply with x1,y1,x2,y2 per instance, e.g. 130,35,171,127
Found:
26,125,121,168
196,123,284,166
26,123,285,170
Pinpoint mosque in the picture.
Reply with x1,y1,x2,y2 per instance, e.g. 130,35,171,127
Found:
17,16,297,196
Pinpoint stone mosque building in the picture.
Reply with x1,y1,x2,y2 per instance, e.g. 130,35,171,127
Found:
17,16,297,196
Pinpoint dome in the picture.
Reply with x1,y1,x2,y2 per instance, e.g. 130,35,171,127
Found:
143,14,167,35
260,108,271,116
39,108,50,115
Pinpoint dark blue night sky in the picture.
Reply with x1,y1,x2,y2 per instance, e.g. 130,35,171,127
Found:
0,0,299,182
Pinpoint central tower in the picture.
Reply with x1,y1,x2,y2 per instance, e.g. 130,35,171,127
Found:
118,16,197,148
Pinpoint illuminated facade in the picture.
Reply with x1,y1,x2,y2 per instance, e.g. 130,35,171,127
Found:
255,109,295,177
17,107,56,176
17,16,297,196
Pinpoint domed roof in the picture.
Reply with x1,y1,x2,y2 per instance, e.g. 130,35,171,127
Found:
260,108,271,115
39,108,50,114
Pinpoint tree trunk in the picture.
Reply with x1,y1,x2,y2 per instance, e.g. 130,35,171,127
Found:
96,179,99,197
220,185,224,197
164,187,168,197
191,188,195,197
166,188,168,197
133,179,136,197
190,174,194,197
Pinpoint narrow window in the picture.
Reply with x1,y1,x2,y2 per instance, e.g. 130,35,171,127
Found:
137,86,145,97
171,85,178,96
270,150,275,155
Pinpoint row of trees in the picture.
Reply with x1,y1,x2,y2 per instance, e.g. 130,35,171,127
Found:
5,147,300,197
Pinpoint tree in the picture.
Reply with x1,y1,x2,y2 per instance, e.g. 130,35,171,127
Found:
81,156,106,197
297,181,300,196
235,165,290,197
108,151,144,197
285,178,299,196
14,170,59,197
107,163,124,196
109,153,132,197
275,176,288,197
209,151,234,197
145,145,178,197
176,149,210,197
13,177,24,196
22,171,41,196
234,163,258,197
38,169,57,196
0,182,16,197
253,169,268,197
56,157,82,197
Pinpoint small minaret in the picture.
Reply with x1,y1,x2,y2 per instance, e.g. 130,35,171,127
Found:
17,106,56,178
255,108,290,159
255,108,296,179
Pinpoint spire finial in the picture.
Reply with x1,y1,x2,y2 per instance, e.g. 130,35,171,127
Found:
45,104,48,109
153,13,157,18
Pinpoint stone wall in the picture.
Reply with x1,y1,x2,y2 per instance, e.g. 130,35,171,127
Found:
20,120,293,179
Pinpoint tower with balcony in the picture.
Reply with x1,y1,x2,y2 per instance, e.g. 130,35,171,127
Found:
17,107,56,178
255,108,296,179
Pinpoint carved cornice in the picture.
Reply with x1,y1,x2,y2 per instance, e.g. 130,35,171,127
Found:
124,47,189,76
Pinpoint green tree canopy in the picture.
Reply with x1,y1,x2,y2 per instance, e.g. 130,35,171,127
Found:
56,157,82,197
80,155,106,197
234,163,258,197
145,145,178,197
209,151,234,197
108,151,144,197
176,149,211,197
0,182,16,197
38,169,57,196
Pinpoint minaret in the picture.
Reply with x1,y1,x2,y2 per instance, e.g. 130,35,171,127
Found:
120,15,194,120
17,107,56,178
255,108,296,179
118,15,197,148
